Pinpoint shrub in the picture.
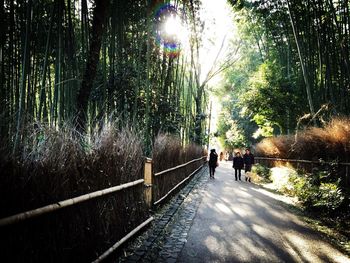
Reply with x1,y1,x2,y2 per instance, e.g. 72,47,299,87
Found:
286,171,345,213
315,183,345,211
255,118,350,190
252,164,271,182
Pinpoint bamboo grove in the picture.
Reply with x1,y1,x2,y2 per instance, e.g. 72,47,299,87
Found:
0,0,210,154
216,0,350,149
242,0,350,117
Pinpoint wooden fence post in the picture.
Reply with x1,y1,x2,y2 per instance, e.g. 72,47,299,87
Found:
144,158,153,208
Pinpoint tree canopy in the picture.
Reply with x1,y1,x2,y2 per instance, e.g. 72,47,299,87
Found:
216,0,350,149
1,0,218,155
1,0,350,154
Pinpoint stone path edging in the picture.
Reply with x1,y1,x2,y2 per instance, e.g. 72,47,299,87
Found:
119,166,209,263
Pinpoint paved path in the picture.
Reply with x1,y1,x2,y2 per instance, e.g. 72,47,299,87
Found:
178,161,350,263
120,167,209,263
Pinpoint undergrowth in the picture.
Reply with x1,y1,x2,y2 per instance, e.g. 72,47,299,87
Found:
0,125,206,262
255,117,350,207
0,123,147,262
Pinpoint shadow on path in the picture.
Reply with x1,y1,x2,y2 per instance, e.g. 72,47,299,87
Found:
179,162,350,263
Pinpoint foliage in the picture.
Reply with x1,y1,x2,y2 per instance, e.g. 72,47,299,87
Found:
252,163,271,182
217,109,247,150
287,173,345,213
241,60,299,137
0,0,210,154
220,0,350,149
215,6,303,147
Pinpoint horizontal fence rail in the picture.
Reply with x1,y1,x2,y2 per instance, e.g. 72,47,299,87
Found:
154,163,205,206
1,156,209,262
152,156,207,205
92,216,154,263
255,157,350,166
154,156,207,177
0,179,144,227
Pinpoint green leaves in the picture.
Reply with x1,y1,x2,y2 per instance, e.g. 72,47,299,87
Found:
287,172,345,213
241,60,296,136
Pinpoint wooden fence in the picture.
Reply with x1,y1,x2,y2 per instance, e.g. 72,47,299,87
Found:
0,155,207,262
152,156,207,206
255,157,350,186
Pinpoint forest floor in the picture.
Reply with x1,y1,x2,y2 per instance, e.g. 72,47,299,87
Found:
120,162,350,263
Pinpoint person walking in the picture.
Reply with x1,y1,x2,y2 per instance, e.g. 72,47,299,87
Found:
209,149,218,179
232,151,244,181
243,148,255,182
219,151,224,161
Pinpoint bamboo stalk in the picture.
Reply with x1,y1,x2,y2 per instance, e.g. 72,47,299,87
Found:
154,163,205,206
286,0,316,119
0,179,144,227
92,216,154,263
154,156,207,177
13,0,32,155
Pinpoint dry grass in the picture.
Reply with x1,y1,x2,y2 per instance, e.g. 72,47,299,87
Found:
0,123,147,262
152,134,205,173
0,129,206,262
152,134,206,202
256,117,350,162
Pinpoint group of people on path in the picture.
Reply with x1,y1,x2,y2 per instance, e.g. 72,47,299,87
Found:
208,148,255,181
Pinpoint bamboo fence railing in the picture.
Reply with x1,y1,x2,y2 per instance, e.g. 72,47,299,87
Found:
0,155,207,262
255,157,350,185
154,162,206,206
0,179,145,227
255,157,350,166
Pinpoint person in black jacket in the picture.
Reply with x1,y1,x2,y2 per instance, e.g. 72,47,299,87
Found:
243,148,255,182
232,152,244,181
208,149,218,179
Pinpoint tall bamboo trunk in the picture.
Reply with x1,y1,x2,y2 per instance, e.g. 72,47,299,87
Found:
13,0,32,155
38,3,55,122
76,0,110,133
286,0,316,120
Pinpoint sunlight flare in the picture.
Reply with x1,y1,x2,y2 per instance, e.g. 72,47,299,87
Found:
164,15,180,36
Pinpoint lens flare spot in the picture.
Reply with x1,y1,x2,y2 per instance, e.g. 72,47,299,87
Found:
153,3,185,57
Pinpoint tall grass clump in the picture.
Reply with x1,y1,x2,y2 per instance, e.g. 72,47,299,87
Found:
0,123,148,263
255,117,350,161
152,134,205,173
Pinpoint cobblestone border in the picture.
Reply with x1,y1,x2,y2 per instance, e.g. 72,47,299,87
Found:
118,166,209,263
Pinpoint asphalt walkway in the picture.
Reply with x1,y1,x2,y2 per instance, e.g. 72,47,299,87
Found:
178,161,350,263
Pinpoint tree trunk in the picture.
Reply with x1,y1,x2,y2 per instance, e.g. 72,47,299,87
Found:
75,0,110,132
0,0,6,138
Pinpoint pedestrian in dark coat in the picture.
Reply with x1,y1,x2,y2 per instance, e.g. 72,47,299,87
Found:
232,152,244,181
243,148,254,182
208,149,218,179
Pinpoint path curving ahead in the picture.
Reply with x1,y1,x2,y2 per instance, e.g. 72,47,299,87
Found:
178,161,350,263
